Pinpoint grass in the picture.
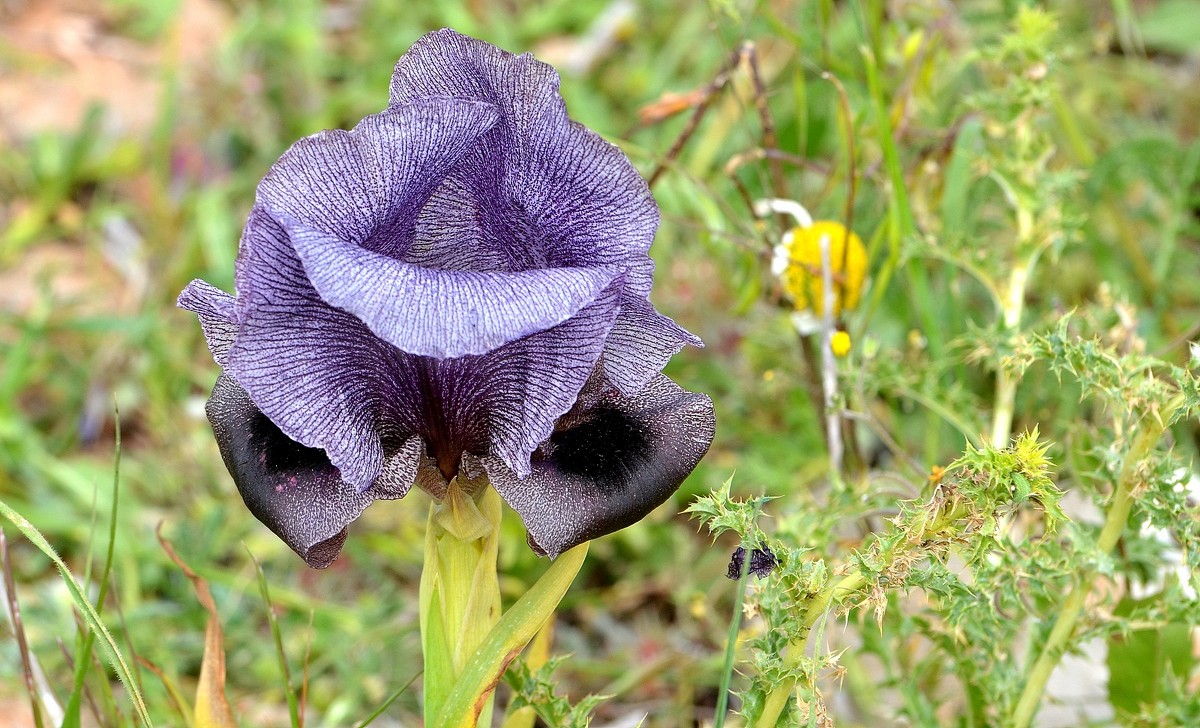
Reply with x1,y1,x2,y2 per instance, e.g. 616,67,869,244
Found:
2,0,1200,725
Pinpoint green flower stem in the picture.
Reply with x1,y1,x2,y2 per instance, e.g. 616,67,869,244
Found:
420,482,503,727
1010,403,1176,728
754,570,868,727
435,543,589,728
990,252,1030,450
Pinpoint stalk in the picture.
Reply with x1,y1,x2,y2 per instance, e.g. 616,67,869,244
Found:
1009,403,1176,728
420,481,503,727
990,203,1034,450
754,571,868,727
754,499,969,727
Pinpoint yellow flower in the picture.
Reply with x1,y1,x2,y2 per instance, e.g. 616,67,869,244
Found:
772,221,867,329
830,330,851,357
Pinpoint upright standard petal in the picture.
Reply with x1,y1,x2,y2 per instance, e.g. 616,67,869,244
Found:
205,375,421,568
280,214,621,359
255,98,498,259
389,30,659,293
482,375,715,558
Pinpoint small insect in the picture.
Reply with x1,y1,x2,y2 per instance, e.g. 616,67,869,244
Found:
726,544,779,580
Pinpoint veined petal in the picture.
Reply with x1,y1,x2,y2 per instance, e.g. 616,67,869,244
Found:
228,210,410,490
602,296,703,396
205,375,421,568
177,280,237,367
482,375,715,558
281,214,620,359
256,98,498,259
389,29,658,294
427,276,623,478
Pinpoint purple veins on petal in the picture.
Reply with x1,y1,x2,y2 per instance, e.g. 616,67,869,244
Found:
389,29,661,296
177,280,237,367
178,29,714,566
280,214,622,359
602,296,703,396
255,99,499,259
226,210,395,491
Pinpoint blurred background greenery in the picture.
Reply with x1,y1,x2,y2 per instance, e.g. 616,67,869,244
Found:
1,0,1199,725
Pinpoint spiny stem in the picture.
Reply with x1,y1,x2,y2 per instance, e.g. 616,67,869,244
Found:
990,251,1031,450
754,495,972,727
1009,403,1176,728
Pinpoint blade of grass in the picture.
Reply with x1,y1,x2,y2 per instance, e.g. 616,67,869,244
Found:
159,528,237,728
300,609,314,728
0,498,152,726
64,406,126,728
1,530,48,728
714,540,753,728
251,552,302,728
139,656,197,728
355,670,422,728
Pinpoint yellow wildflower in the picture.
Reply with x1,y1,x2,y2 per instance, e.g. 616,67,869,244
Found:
830,330,851,357
771,221,867,331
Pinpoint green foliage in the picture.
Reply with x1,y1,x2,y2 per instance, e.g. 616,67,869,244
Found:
3,0,1199,726
505,656,610,728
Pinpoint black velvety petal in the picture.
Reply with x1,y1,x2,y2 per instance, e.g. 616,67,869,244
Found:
205,375,422,568
480,374,715,558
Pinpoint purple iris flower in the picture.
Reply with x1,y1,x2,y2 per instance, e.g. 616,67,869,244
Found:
178,29,715,568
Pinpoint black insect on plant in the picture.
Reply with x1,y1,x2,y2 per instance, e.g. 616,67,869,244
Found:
726,544,779,580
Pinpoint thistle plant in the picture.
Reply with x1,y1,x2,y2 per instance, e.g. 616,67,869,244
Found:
684,6,1200,727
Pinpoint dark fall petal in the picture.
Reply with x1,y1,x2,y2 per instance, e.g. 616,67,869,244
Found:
177,280,237,367
389,29,659,294
205,375,421,568
255,99,498,259
280,213,621,359
480,374,715,558
228,210,401,490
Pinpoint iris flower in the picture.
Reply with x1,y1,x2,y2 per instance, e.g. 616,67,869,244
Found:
179,29,715,567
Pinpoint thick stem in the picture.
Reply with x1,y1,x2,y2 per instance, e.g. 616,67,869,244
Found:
753,570,869,727
420,482,503,727
1009,408,1174,728
990,260,1029,449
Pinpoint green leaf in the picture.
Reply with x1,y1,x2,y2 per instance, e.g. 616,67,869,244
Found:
0,498,152,726
434,542,588,728
1107,597,1198,719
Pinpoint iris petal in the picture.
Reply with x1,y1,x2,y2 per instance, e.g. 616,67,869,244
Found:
389,29,659,295
177,280,237,367
205,375,421,568
481,374,715,557
602,296,702,396
256,98,499,259
280,214,620,359
227,210,398,490
425,276,623,478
